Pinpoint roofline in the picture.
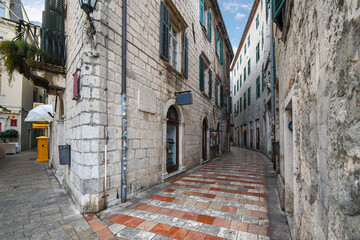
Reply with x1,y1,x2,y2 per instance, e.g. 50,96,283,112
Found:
211,0,234,60
230,0,260,70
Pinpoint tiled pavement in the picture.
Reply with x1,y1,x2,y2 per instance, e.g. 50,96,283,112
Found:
0,150,97,240
88,147,289,240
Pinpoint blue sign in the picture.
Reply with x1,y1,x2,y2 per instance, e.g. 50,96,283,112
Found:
176,92,192,106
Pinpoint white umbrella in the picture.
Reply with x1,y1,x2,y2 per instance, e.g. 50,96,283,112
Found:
24,104,54,123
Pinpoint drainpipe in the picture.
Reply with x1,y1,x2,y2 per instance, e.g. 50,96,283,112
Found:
269,0,277,170
121,0,128,203
104,0,111,208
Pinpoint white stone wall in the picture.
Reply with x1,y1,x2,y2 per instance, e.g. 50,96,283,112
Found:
275,1,360,239
53,0,232,212
231,0,273,157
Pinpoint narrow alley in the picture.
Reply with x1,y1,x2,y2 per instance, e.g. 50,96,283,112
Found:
85,147,290,240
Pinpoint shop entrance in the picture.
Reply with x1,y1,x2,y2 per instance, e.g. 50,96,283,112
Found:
202,118,208,160
166,106,179,173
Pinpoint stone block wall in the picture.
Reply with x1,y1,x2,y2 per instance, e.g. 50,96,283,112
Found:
275,1,360,239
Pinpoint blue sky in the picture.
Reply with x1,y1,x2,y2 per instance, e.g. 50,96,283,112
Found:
219,0,254,54
23,0,253,53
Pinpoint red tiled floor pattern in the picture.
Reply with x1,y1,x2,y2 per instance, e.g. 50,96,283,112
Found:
86,147,270,239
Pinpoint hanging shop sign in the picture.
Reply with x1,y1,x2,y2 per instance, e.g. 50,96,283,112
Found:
176,91,192,106
210,129,219,147
10,117,17,126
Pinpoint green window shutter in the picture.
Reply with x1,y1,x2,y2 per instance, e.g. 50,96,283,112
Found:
256,43,260,62
248,87,251,106
240,54,242,64
244,67,246,81
244,44,247,54
220,40,224,64
215,28,218,55
256,76,260,99
237,100,239,112
240,75,242,87
256,14,259,29
262,24,264,49
248,59,251,76
244,92,246,109
200,0,204,26
220,85,224,107
262,64,265,91
248,35,250,47
237,80,239,91
182,33,189,78
160,1,170,61
199,56,205,91
208,11,212,41
266,2,269,22
234,86,236,94
240,98,242,112
215,80,218,104
209,69,212,98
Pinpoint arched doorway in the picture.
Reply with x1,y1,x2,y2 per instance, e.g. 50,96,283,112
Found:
166,106,179,173
217,122,220,154
202,118,208,161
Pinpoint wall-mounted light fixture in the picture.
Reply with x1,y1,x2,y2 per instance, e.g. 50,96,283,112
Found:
79,0,98,36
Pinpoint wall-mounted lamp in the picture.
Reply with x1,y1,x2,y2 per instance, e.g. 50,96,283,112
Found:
79,0,98,36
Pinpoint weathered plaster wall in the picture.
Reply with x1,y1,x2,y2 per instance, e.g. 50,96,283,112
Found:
275,1,360,239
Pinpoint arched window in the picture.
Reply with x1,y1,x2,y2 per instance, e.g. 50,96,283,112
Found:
166,106,179,122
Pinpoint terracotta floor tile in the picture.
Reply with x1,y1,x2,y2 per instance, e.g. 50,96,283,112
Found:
221,206,237,213
184,200,197,206
150,223,173,235
136,220,158,231
88,218,100,224
248,224,268,236
212,218,231,228
167,227,189,240
162,188,176,193
122,217,144,228
209,203,222,211
182,212,200,221
85,214,95,221
150,195,175,202
197,215,215,225
96,228,114,240
252,210,268,219
230,220,248,231
195,202,210,208
169,210,185,218
172,198,186,204
236,208,251,216
133,203,149,210
90,221,106,232
157,208,173,215
106,214,132,224
146,205,162,213
184,230,207,240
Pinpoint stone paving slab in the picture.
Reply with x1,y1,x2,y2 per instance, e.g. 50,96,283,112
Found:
87,147,289,239
0,150,98,240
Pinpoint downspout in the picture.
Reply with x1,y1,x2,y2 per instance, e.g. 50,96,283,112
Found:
104,0,110,208
121,0,127,203
269,0,277,170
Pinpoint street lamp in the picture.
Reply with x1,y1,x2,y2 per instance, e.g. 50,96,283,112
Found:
78,0,98,35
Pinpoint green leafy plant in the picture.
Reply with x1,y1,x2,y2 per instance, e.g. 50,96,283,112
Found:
0,40,51,79
0,129,19,142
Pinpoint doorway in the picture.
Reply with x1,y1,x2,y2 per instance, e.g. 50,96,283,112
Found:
202,118,208,161
256,119,260,150
166,106,179,173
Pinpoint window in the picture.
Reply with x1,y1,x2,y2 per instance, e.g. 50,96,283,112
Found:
244,67,246,81
256,76,261,99
244,92,246,110
248,35,250,47
256,14,259,29
199,55,212,98
248,59,251,76
0,2,4,18
200,0,205,26
256,42,260,62
234,86,236,94
240,75,242,87
215,80,219,104
248,87,251,106
262,64,265,92
240,54,242,64
262,24,264,49
237,61,239,70
207,10,212,41
261,0,263,10
237,79,239,91
0,36,3,41
160,2,188,78
240,97,242,112
234,68,236,76
237,100,240,113
274,0,286,30
215,27,218,55
220,40,224,64
244,44,247,54
266,1,269,23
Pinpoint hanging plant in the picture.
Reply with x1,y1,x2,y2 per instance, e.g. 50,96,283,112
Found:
0,40,50,80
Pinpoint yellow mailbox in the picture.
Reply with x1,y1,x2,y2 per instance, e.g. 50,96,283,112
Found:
36,136,49,162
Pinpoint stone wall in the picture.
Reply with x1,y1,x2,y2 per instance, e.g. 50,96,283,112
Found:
275,1,360,239
53,0,232,212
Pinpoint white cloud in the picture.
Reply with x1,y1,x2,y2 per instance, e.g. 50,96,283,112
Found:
235,13,246,20
236,27,242,30
223,1,252,13
23,1,44,23
233,45,238,54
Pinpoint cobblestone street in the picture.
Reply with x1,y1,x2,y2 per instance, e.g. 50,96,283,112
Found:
0,150,97,240
87,147,290,240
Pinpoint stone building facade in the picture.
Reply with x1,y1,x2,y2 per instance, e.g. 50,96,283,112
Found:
230,0,276,158
50,0,233,212
274,0,360,239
